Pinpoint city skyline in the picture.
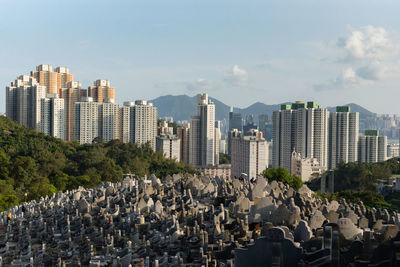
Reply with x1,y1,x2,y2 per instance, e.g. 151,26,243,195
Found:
1,1,400,114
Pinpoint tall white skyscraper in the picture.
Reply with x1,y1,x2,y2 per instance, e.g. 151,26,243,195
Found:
214,120,221,165
6,75,46,130
272,101,328,172
189,94,217,167
74,97,100,144
128,100,157,150
359,130,387,163
99,99,121,142
328,106,359,169
231,129,269,179
40,94,65,139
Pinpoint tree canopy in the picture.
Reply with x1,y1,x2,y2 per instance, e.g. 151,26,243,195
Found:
0,116,196,211
262,167,303,190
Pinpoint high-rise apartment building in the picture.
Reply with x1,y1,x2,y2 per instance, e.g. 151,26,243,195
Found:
272,101,328,172
231,129,269,179
88,80,115,103
74,97,100,144
189,94,217,167
189,116,201,166
40,94,64,139
120,104,130,143
127,100,157,150
6,75,46,130
156,134,181,161
177,122,190,164
31,64,74,96
359,130,387,163
215,120,221,165
60,82,87,141
328,106,359,169
99,99,121,142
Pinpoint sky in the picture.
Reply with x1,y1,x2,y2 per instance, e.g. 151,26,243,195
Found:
1,0,400,114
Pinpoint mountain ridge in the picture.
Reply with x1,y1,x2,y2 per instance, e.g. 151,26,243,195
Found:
150,94,376,124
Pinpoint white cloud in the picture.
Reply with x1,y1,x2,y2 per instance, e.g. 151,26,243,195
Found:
314,68,366,91
224,65,248,87
355,61,387,80
337,25,396,61
186,78,212,91
314,25,399,91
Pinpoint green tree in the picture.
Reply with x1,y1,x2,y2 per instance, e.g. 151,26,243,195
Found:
262,167,303,190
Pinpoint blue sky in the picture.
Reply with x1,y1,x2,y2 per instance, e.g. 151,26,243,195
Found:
1,0,400,113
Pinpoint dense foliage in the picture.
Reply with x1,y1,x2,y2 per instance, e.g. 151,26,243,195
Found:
219,153,231,164
317,190,391,210
310,158,400,212
0,116,196,211
262,167,303,190
334,160,397,192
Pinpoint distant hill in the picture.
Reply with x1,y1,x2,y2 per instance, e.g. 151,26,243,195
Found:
327,103,376,117
150,95,376,129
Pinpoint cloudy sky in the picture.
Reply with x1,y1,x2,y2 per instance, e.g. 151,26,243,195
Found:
1,0,400,113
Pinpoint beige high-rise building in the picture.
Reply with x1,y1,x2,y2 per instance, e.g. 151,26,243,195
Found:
31,64,74,96
60,82,87,141
88,80,115,103
231,129,269,179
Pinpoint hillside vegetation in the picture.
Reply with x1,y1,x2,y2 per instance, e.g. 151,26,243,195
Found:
0,116,196,211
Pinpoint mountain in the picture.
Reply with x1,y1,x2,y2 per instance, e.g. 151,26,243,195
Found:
151,95,376,128
151,95,283,123
327,103,376,117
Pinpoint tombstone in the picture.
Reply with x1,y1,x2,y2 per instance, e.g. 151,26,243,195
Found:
326,210,339,223
294,220,312,242
337,218,363,240
358,216,369,229
309,210,326,230
234,227,302,267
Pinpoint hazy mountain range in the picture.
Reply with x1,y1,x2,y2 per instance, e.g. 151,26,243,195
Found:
150,95,376,125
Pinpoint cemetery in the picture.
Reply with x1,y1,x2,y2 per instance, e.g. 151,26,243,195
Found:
1,173,400,266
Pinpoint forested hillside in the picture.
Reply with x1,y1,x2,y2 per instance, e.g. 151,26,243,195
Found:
0,116,196,211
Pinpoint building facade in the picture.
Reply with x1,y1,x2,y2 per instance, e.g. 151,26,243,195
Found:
231,129,269,180
328,106,359,169
60,81,87,141
177,122,190,164
40,94,64,139
31,64,74,96
358,130,387,163
88,80,115,103
290,150,325,182
74,97,100,144
189,94,217,167
272,101,329,172
156,134,181,161
129,100,158,150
